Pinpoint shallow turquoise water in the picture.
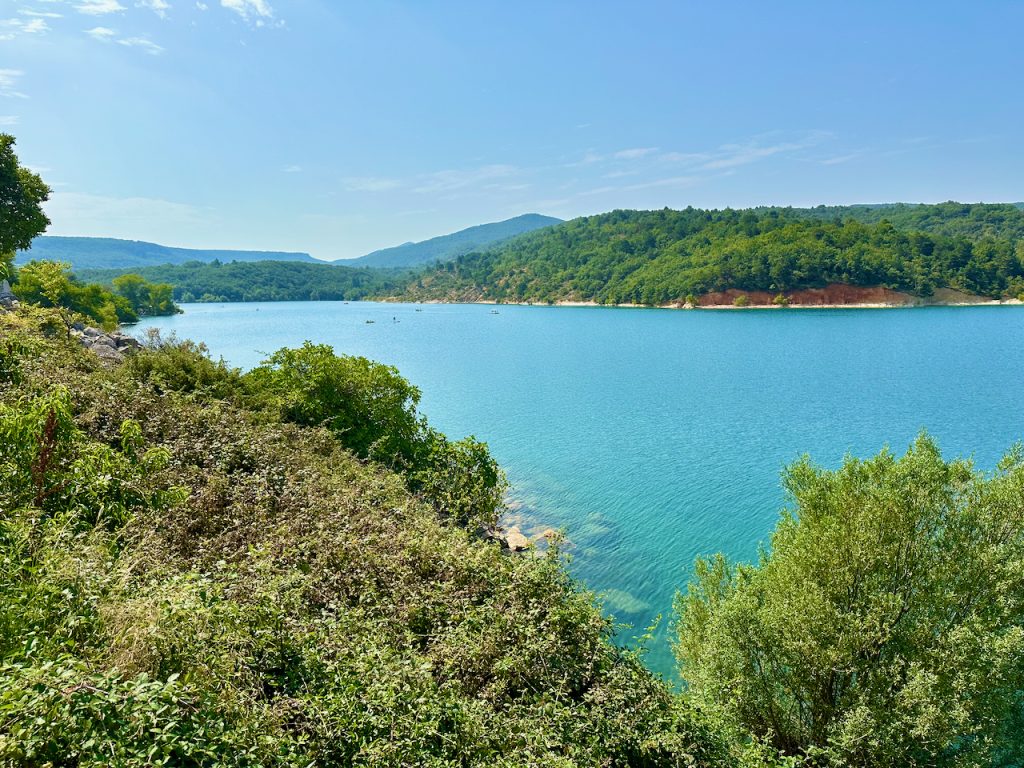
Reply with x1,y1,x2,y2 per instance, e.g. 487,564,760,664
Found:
139,301,1024,677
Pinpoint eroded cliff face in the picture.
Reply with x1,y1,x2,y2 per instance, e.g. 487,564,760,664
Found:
694,284,997,307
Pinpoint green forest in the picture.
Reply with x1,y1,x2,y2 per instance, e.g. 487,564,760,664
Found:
403,206,1024,306
79,260,408,303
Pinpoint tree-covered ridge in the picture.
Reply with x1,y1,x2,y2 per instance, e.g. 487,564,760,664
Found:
79,260,408,303
18,236,321,271
766,201,1024,242
404,207,1024,305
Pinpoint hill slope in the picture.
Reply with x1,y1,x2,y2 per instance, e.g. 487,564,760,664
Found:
349,213,562,268
403,204,1024,306
18,236,322,270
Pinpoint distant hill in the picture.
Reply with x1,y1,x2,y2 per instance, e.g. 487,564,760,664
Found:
348,214,562,268
17,236,322,270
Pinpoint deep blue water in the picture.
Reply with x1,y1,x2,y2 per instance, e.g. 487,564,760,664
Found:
139,301,1024,677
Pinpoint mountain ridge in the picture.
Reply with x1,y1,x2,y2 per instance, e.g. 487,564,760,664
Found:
18,236,321,270
346,213,563,268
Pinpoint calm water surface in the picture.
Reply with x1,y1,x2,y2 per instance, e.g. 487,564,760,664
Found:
140,302,1024,676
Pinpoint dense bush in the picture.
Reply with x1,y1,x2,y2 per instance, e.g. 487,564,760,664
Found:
675,436,1024,767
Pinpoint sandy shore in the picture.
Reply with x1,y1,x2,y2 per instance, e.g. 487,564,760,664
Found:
406,285,1022,311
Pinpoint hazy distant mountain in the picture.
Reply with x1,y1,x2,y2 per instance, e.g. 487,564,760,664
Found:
18,236,321,270
348,214,563,268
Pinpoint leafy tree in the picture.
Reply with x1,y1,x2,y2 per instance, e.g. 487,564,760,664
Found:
112,272,179,316
0,133,51,279
245,341,507,526
675,435,1024,766
246,342,426,469
14,260,136,332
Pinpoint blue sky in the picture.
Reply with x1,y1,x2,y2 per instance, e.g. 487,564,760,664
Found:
3,1,1023,260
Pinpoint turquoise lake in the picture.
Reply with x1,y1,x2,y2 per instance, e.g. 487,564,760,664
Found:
139,301,1024,677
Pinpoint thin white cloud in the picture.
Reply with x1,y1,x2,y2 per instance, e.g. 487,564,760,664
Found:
820,153,863,166
342,176,402,192
221,0,272,21
0,115,18,126
282,164,302,173
613,147,658,160
118,35,164,54
195,1,208,9
621,175,700,191
86,25,116,39
700,142,802,170
0,69,27,99
0,16,50,39
137,0,170,17
20,9,63,18
413,164,519,194
75,0,126,15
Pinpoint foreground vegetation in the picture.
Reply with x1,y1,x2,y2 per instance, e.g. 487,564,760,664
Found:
0,307,733,767
404,207,1024,306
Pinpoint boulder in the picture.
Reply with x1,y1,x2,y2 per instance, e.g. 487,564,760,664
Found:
0,279,18,310
504,527,531,552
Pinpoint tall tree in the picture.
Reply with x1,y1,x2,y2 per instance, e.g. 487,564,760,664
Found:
0,134,51,279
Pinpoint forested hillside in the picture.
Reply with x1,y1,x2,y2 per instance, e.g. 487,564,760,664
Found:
764,201,1024,242
80,260,407,302
403,206,1024,306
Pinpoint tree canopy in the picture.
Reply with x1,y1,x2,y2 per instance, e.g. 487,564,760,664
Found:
0,133,51,279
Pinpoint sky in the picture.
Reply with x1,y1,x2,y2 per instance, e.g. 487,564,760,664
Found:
3,1,1023,260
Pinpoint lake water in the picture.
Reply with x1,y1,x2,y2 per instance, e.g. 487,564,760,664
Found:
139,301,1024,677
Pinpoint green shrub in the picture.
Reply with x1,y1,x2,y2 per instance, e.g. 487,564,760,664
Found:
675,435,1024,766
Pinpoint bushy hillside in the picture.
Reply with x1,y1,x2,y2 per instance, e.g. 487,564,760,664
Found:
0,305,730,767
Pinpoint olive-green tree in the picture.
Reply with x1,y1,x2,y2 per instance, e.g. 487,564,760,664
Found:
0,134,50,280
112,273,179,316
14,260,136,332
675,435,1024,767
245,342,506,526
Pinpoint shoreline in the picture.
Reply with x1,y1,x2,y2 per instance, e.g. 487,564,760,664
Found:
402,297,1024,311
400,285,1024,311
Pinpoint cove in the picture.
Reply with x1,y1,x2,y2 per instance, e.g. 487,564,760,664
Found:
139,301,1024,677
